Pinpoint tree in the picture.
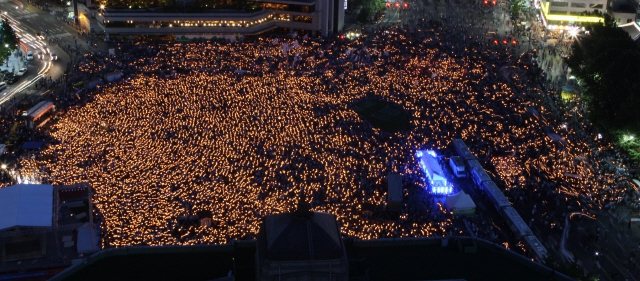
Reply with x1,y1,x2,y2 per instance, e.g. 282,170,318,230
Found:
566,14,640,155
509,0,524,20
356,0,385,23
0,20,18,65
357,6,373,23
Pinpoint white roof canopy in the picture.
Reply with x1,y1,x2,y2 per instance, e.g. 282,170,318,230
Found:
0,184,54,231
445,192,476,211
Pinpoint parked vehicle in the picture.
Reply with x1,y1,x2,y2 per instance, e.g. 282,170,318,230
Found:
16,67,27,76
6,75,18,84
449,156,466,178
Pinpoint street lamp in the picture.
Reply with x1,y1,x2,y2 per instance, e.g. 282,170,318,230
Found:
4,44,7,48
0,164,6,170
100,4,105,9
623,134,635,142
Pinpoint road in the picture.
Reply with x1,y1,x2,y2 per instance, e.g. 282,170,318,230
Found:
0,0,96,107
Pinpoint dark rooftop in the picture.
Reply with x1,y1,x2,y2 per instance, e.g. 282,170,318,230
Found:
50,237,575,281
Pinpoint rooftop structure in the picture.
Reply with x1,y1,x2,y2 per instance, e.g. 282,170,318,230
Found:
0,184,53,232
81,0,344,38
256,194,349,280
49,237,576,281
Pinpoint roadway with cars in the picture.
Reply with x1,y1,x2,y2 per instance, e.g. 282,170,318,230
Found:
0,0,78,107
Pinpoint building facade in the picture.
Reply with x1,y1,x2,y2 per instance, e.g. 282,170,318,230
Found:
83,0,344,38
608,0,638,25
536,0,605,27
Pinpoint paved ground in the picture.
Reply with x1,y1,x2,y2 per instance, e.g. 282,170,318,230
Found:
0,0,110,109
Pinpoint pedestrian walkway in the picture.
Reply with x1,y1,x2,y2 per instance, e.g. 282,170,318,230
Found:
0,50,27,75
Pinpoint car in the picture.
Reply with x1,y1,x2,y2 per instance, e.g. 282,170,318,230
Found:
26,51,33,60
3,72,13,80
6,75,18,84
0,82,6,91
16,67,27,76
50,52,57,60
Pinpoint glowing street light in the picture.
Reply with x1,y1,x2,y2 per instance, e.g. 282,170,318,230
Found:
1,164,6,169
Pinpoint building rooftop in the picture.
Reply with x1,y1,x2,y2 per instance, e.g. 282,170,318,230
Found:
619,22,640,41
50,237,576,281
0,184,53,231
262,211,344,261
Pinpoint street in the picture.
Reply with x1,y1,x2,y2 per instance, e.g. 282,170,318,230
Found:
0,0,108,108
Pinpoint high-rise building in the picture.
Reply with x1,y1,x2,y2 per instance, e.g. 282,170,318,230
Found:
83,0,344,38
609,0,639,26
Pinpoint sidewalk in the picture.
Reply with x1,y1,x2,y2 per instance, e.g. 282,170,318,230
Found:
0,50,27,75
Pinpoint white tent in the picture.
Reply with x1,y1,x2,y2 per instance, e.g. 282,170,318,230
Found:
77,223,100,253
0,184,54,231
445,192,476,215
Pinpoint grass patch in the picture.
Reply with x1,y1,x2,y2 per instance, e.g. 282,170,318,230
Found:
351,99,410,133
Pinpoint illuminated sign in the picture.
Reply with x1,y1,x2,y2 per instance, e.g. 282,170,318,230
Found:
539,1,603,23
416,150,453,195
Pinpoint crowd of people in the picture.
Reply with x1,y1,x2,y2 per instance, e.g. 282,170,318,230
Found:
0,2,632,250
